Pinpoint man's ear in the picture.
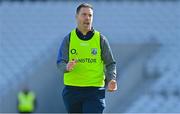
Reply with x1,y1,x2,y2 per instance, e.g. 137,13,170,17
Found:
75,14,78,20
75,14,79,24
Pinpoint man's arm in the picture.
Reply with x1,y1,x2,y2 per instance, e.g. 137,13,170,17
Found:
100,34,117,91
56,34,70,73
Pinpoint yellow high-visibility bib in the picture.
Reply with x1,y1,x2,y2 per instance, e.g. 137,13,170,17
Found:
64,29,105,87
18,92,35,112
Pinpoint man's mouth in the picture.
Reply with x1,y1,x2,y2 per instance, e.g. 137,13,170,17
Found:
84,22,90,25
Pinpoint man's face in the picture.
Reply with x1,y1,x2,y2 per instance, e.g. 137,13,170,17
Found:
76,7,93,30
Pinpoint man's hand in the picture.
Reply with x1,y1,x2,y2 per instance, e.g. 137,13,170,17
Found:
107,79,117,92
66,60,77,72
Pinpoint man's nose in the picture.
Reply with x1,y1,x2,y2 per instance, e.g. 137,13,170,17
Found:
85,15,90,20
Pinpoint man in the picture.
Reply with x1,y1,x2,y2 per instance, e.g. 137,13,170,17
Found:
17,88,36,113
57,3,117,113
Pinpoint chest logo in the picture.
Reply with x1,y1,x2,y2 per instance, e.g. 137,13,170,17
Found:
91,48,97,55
71,49,77,54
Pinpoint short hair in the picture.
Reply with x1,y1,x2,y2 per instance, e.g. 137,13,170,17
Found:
76,3,93,14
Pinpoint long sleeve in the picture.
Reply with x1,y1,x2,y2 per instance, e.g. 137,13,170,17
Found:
56,34,70,73
100,34,117,83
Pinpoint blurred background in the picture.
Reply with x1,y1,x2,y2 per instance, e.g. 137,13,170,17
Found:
0,0,179,113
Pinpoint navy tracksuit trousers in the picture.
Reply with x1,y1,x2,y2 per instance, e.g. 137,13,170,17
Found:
62,86,106,113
